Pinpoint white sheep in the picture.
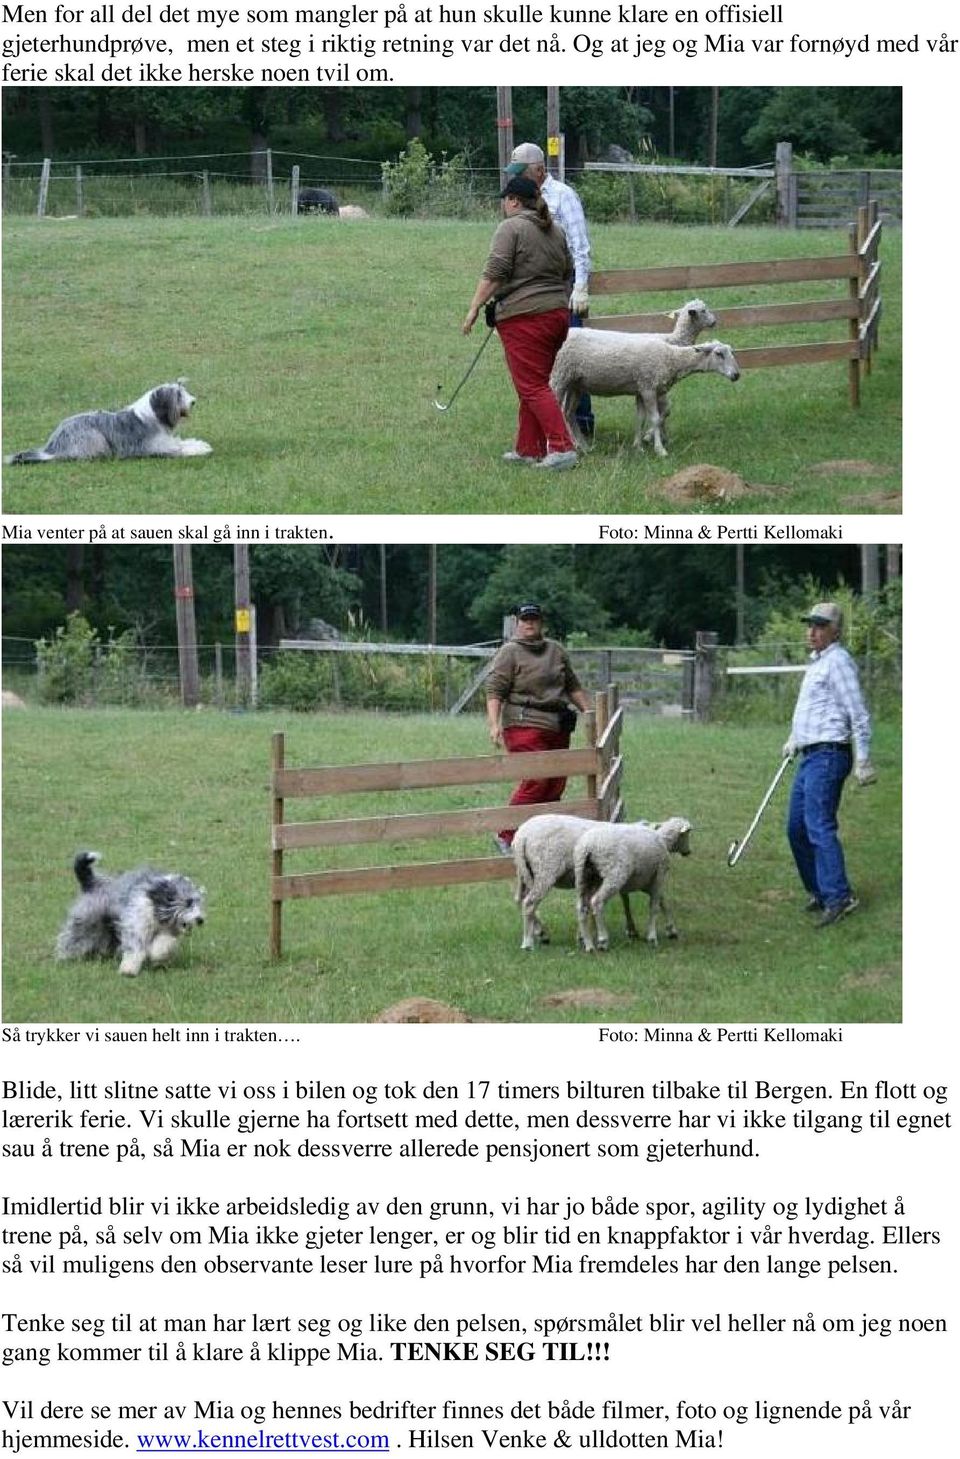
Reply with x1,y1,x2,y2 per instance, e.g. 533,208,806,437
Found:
551,331,740,457
552,297,715,450
551,298,717,452
512,814,639,952
573,817,692,953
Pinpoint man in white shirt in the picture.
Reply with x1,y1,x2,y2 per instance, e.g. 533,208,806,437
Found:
507,142,595,439
783,602,877,928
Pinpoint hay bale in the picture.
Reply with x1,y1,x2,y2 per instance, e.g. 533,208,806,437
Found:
373,997,470,1024
339,205,370,220
1,690,27,709
657,463,749,506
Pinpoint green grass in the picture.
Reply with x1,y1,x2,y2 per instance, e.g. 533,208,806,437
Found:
2,216,901,516
2,706,901,1025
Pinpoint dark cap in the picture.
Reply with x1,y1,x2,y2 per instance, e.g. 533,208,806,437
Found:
499,174,540,202
515,602,543,619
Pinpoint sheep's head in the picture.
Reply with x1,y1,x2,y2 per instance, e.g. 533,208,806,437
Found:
670,298,717,340
653,817,693,856
694,341,741,381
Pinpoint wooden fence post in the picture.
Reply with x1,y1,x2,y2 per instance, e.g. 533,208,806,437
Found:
848,223,861,406
693,632,718,721
75,165,83,216
37,158,51,218
201,170,212,217
291,165,300,216
265,148,274,213
496,87,513,188
774,141,793,227
271,732,285,959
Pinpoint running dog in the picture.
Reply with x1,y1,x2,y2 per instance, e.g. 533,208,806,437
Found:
56,852,206,977
6,382,211,464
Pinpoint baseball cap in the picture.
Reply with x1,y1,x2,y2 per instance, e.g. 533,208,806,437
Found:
801,601,843,628
499,175,539,201
507,142,545,175
515,602,543,619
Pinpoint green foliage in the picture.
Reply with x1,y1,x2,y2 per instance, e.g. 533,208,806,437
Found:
35,613,98,704
717,578,902,724
574,168,775,226
35,612,145,706
744,89,866,164
381,137,435,216
258,648,475,714
380,139,478,218
468,546,609,641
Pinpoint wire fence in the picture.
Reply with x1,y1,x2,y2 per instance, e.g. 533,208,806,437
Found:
1,149,387,219
0,148,863,227
2,636,902,721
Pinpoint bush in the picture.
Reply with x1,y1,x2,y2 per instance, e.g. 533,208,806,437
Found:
35,613,150,706
381,138,435,216
258,647,478,714
715,579,902,725
380,139,479,218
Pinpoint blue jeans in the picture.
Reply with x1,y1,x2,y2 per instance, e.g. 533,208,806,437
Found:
569,313,594,435
786,745,853,908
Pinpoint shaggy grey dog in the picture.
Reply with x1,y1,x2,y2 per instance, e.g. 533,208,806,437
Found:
56,851,206,977
297,187,340,215
6,382,211,465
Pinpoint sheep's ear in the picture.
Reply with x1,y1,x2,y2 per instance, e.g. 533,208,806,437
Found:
667,309,677,321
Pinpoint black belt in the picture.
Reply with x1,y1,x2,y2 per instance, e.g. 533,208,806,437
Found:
801,741,851,754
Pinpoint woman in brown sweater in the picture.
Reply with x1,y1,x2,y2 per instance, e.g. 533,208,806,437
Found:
485,603,592,852
463,175,578,471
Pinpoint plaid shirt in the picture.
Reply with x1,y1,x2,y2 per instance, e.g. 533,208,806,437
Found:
541,176,591,291
791,641,872,762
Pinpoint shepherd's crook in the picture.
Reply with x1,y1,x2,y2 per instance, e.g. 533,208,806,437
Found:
727,756,793,867
434,324,496,412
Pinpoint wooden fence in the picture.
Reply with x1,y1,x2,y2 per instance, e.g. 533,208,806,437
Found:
588,201,883,407
269,686,624,958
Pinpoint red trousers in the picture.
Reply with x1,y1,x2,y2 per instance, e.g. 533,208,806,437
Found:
497,309,576,460
499,723,570,845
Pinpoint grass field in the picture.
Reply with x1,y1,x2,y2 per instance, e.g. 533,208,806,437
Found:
2,216,901,516
1,706,901,1026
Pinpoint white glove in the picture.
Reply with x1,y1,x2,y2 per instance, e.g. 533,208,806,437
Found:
855,759,877,786
570,287,590,318
782,738,798,761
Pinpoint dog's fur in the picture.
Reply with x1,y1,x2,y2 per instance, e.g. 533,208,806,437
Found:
56,852,206,977
6,382,211,465
297,187,340,215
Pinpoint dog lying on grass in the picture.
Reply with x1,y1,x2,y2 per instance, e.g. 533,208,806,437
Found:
6,382,211,464
56,851,206,977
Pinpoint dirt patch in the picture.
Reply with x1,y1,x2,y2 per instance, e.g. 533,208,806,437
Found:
540,988,634,1010
757,889,793,905
809,460,890,478
840,963,900,991
656,464,750,506
372,997,470,1024
846,491,902,512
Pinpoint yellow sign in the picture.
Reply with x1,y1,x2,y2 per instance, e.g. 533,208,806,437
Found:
547,135,560,156
235,608,251,633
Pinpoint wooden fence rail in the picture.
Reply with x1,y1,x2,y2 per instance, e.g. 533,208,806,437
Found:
589,201,882,407
269,686,623,958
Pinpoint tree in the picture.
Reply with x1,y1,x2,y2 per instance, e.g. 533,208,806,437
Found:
744,88,866,163
468,546,608,640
